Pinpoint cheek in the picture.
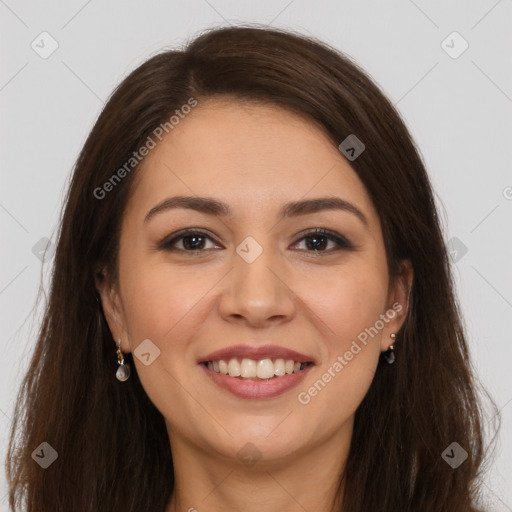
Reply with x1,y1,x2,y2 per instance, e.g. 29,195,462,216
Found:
296,347,379,434
294,257,387,405
117,258,207,411
302,260,388,347
119,254,210,342
294,266,387,421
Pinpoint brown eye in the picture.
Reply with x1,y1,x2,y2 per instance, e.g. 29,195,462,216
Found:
159,229,221,253
292,228,354,252
158,227,354,255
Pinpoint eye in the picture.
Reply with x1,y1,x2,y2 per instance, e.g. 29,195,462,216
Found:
158,227,355,255
158,229,221,253
292,228,354,253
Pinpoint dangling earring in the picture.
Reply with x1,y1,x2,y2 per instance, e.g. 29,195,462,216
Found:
116,338,131,381
383,333,396,364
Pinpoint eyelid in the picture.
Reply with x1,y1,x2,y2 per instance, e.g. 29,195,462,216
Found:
292,227,354,250
156,228,220,251
157,227,356,253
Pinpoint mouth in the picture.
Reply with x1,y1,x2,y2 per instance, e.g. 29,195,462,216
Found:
202,358,314,380
197,344,316,399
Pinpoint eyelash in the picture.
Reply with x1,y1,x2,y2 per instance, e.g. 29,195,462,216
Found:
158,228,355,255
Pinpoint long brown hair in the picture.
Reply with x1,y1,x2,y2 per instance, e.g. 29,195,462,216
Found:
6,24,498,511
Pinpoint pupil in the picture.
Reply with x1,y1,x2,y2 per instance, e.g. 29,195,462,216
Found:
306,236,326,251
184,235,204,250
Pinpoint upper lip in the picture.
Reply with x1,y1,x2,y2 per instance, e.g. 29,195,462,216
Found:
198,344,316,364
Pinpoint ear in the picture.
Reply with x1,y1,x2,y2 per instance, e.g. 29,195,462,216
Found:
95,267,131,353
380,259,413,351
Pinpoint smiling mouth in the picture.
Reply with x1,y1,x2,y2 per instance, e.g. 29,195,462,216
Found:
203,358,314,380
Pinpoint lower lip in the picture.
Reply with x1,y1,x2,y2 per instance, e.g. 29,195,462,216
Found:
199,363,314,399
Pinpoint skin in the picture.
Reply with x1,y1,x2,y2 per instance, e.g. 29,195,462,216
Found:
97,98,413,512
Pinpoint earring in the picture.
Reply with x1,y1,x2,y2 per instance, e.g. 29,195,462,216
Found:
115,338,131,381
383,333,396,364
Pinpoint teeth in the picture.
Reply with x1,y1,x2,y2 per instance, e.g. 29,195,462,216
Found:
257,359,275,379
274,358,285,376
206,357,309,379
219,360,229,374
241,358,257,378
228,358,241,377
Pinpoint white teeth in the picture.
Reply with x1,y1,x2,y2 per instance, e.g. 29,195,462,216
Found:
219,360,229,374
228,358,241,377
257,359,275,379
206,357,310,379
241,358,257,378
274,358,285,376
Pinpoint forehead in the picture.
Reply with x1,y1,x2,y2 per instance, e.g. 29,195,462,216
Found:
125,99,378,228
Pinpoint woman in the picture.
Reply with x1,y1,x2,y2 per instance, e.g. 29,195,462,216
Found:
6,25,497,511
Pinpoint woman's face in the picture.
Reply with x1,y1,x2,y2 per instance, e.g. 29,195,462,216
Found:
99,98,411,466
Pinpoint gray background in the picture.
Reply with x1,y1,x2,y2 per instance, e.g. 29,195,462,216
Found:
1,0,511,509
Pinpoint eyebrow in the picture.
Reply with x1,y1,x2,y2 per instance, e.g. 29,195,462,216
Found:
144,195,369,228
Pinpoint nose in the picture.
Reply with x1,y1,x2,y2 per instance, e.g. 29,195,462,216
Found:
217,239,296,328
